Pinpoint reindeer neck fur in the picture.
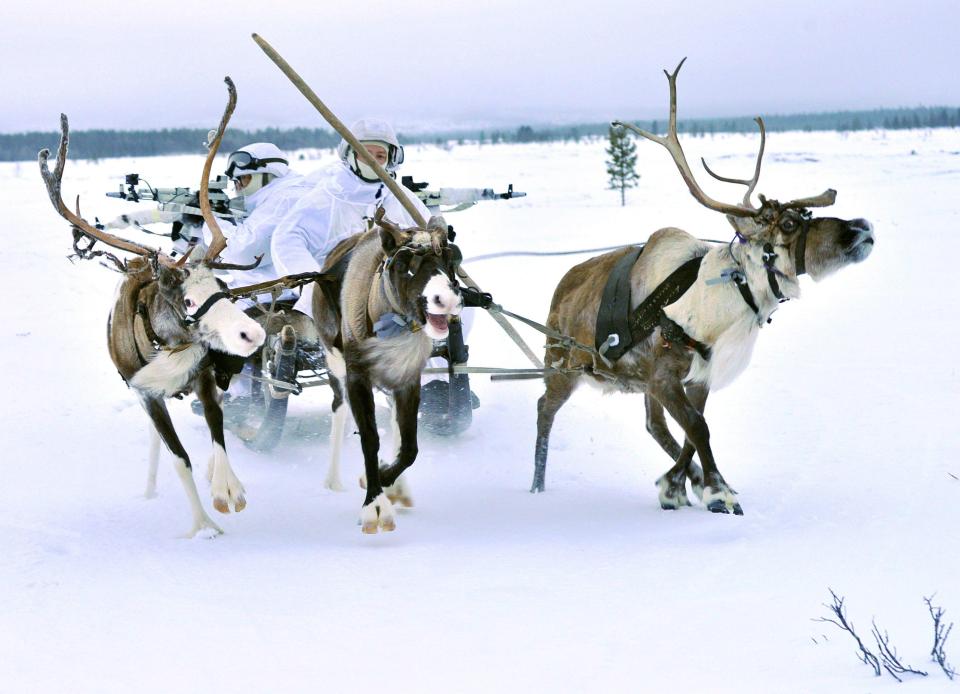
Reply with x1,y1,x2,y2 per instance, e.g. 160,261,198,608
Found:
340,231,433,389
637,227,801,390
108,266,208,397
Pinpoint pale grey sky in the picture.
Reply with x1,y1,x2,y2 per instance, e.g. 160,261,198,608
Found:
5,0,958,134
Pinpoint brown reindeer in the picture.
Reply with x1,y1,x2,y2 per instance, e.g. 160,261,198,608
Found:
531,59,875,514
40,84,267,537
312,209,463,533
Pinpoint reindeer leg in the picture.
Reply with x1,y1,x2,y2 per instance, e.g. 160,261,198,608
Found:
324,371,347,492
681,383,708,498
648,364,741,515
196,369,246,514
532,371,579,493
648,386,708,509
646,395,690,509
346,370,395,533
144,423,161,499
378,382,419,508
137,394,223,537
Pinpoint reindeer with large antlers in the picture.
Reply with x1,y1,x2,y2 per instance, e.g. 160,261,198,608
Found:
531,59,874,514
39,79,267,537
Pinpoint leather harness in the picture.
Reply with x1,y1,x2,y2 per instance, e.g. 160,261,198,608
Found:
595,220,811,364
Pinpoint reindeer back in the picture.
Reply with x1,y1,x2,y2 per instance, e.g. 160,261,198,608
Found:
107,260,158,382
337,230,387,345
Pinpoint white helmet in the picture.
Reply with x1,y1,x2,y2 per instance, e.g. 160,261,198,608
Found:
338,118,405,182
224,142,290,180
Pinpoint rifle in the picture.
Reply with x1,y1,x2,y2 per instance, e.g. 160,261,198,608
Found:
102,173,247,252
401,176,526,213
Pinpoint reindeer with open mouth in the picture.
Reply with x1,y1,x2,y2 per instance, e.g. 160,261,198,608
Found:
39,81,267,537
531,60,875,515
313,208,463,533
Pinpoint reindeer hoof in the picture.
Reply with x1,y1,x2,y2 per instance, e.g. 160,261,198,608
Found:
385,474,414,508
324,477,345,492
184,518,223,538
360,493,396,534
656,474,692,510
213,497,230,514
703,485,742,515
706,500,730,514
705,499,744,515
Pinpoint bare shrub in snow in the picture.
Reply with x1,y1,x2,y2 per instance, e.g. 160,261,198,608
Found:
816,589,957,682
815,589,881,677
925,596,956,680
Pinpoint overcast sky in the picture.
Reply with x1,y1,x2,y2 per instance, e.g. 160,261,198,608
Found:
5,0,957,134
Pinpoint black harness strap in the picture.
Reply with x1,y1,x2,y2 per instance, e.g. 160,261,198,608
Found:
731,271,761,316
595,246,644,361
630,255,705,340
659,314,712,361
184,291,232,325
594,253,709,364
794,217,810,276
134,290,164,367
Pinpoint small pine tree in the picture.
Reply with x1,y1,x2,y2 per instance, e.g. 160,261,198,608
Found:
605,125,639,206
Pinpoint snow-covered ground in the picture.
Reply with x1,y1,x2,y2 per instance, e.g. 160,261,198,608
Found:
2,129,958,692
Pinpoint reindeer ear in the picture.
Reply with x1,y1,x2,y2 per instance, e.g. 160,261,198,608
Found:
379,225,407,255
726,215,763,237
426,215,448,254
156,265,183,294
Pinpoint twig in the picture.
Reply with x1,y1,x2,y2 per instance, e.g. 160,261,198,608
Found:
925,596,956,680
870,619,927,681
70,227,127,272
814,589,881,676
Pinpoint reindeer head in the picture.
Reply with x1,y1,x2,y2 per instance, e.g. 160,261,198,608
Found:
40,87,266,360
154,261,265,357
726,197,874,283
615,59,874,290
376,210,463,340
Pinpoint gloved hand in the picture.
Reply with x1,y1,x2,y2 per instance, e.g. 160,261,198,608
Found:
460,286,494,309
180,192,205,228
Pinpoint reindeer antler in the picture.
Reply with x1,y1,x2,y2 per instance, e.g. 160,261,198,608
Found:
199,77,237,262
700,117,766,209
614,59,760,219
39,114,173,262
782,189,837,210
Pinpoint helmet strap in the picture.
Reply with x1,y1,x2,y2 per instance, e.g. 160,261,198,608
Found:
351,151,386,183
240,173,275,197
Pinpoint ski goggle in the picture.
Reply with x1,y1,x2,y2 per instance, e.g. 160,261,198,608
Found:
224,151,288,179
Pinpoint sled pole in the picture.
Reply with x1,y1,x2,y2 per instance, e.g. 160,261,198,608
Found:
252,32,544,369
251,33,426,227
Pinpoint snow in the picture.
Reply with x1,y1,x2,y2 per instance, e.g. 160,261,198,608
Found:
2,129,959,692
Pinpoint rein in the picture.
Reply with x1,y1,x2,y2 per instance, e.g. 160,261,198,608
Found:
371,257,422,338
183,291,233,326
712,223,809,325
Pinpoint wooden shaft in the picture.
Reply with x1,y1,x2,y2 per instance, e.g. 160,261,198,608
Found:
251,33,426,227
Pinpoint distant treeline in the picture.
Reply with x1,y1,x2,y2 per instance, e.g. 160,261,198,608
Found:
3,106,959,162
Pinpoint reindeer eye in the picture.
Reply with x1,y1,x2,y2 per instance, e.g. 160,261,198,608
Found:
781,217,798,233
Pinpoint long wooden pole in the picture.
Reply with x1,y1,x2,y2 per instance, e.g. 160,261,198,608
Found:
251,33,543,368
251,33,426,227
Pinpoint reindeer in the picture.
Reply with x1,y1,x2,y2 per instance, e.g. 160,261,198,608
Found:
531,59,875,515
312,209,463,533
40,90,267,537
